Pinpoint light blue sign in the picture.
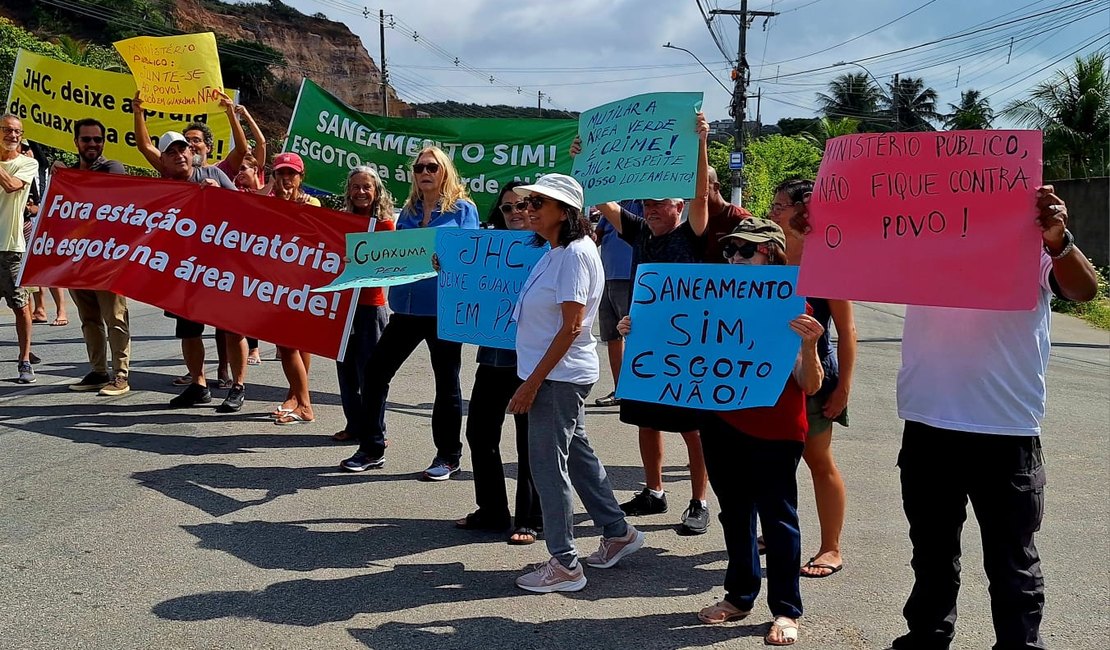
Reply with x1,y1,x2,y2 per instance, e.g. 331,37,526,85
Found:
616,263,806,410
572,91,703,206
436,229,547,349
729,151,744,170
312,228,437,292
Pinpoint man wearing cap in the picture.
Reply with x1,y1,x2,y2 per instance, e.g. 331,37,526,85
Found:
0,114,39,383
59,118,133,396
589,113,715,536
148,131,248,411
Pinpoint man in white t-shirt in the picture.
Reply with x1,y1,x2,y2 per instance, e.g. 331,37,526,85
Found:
890,185,1098,650
0,115,40,384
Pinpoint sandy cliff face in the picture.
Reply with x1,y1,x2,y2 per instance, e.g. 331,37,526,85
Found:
173,0,408,115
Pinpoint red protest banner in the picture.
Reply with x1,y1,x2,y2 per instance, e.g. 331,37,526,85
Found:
797,130,1043,310
20,169,365,359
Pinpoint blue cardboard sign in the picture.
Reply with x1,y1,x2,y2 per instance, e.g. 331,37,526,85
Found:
616,263,806,410
729,151,744,170
572,91,703,206
436,229,547,349
313,228,438,292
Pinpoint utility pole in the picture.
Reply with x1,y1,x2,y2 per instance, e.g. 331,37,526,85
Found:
711,1,777,206
537,91,544,111
892,73,899,130
379,9,388,117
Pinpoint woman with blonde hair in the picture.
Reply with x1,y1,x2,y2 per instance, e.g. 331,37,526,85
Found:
341,147,479,478
332,166,396,442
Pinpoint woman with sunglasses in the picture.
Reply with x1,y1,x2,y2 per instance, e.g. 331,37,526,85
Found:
508,174,644,593
769,178,857,580
269,152,321,425
618,218,823,645
332,166,396,442
341,147,479,479
454,181,543,544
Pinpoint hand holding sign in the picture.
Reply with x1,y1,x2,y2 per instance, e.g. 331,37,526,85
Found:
314,229,438,292
797,130,1043,310
617,263,805,410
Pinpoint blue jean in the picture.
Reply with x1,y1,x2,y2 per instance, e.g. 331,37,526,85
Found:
356,313,463,462
527,380,627,568
701,415,804,619
336,304,388,433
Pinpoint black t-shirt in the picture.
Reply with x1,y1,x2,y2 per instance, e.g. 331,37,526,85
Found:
618,208,705,280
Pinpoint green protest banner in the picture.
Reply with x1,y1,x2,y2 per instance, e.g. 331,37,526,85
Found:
285,79,578,217
313,228,438,292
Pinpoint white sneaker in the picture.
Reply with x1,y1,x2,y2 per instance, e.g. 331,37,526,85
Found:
585,525,645,569
515,557,587,593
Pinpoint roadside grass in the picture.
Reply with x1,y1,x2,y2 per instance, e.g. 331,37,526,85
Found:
1052,264,1110,330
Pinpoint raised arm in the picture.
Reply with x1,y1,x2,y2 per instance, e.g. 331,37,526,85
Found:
1036,184,1099,302
236,104,268,163
687,111,710,237
218,92,250,170
132,93,163,171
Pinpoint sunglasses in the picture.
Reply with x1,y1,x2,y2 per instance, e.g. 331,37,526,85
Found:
79,136,105,144
514,196,549,212
722,241,768,260
499,202,524,214
413,162,440,174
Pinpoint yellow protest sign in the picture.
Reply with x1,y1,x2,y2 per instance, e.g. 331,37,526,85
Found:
114,32,225,112
4,49,238,171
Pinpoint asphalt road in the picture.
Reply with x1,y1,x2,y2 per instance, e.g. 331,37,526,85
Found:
1,300,1106,649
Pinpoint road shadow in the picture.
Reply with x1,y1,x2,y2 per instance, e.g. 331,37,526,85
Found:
133,463,420,516
152,547,727,626
348,612,763,650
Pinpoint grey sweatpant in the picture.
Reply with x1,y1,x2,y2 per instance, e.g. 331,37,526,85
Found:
528,379,628,568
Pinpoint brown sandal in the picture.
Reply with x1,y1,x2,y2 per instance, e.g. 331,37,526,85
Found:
331,430,355,442
697,600,751,625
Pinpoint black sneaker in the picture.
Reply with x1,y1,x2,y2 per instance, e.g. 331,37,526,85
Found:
216,384,246,413
169,383,212,408
679,500,710,535
70,371,111,392
620,488,668,515
340,450,385,472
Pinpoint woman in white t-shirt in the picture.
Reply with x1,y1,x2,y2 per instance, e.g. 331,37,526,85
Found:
507,173,644,593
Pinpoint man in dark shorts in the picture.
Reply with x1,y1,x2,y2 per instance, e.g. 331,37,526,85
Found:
592,202,635,407
148,131,247,411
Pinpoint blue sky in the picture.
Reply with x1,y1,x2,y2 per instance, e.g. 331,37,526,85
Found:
273,0,1108,127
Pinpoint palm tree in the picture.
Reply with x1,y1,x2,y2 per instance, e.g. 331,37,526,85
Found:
885,76,940,131
1002,52,1110,179
816,73,886,130
54,35,91,65
943,90,994,130
797,116,860,150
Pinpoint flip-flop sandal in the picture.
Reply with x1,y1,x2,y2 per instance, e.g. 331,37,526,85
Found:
274,412,313,426
217,378,234,389
270,407,294,419
507,527,539,545
50,318,69,326
247,356,262,366
765,616,799,646
171,373,194,386
801,556,844,578
31,317,48,324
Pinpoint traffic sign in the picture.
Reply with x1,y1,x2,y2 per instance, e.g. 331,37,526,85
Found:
729,151,744,170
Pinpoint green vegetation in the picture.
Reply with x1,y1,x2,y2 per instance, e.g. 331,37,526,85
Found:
1052,265,1110,330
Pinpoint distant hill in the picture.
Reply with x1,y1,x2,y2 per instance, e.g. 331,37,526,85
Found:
414,101,578,120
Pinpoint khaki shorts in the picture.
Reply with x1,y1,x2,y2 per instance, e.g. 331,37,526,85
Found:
0,251,29,309
807,393,849,436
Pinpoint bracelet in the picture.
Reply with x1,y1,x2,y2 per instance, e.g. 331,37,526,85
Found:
1046,229,1075,261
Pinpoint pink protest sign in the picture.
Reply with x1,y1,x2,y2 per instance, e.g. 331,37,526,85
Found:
797,130,1043,310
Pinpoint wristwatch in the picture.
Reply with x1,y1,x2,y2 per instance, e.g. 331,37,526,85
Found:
1045,228,1074,260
